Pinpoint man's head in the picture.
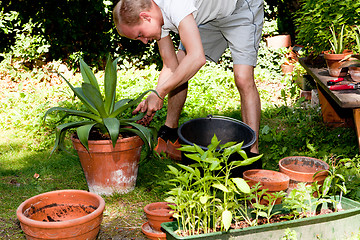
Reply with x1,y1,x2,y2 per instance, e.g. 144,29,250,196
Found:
113,0,163,44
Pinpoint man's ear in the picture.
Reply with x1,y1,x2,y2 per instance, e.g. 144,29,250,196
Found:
139,12,152,22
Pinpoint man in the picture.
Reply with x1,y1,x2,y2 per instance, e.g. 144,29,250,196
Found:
113,0,263,154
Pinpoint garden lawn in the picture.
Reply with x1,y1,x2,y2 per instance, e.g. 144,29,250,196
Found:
0,60,359,239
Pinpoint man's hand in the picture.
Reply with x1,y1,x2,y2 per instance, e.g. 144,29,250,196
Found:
133,92,164,125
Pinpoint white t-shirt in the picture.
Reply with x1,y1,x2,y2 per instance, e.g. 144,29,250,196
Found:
154,0,238,38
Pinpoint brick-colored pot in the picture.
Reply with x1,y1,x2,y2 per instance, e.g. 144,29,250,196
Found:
144,202,175,232
323,50,352,77
279,156,329,192
16,190,105,240
72,135,143,196
243,169,290,205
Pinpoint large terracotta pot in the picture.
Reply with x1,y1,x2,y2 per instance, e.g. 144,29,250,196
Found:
323,50,352,77
243,169,290,204
144,202,175,232
16,190,105,240
279,156,329,191
72,135,143,196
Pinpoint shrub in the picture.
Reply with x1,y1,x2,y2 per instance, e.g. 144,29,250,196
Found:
295,0,360,55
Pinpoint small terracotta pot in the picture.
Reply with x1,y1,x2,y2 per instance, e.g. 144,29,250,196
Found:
266,34,291,49
141,222,166,240
144,202,175,232
16,190,105,240
323,50,352,77
279,156,329,191
243,169,290,204
349,66,360,82
281,63,295,75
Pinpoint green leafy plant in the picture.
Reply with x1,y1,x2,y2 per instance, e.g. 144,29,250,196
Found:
164,134,262,235
44,55,159,156
329,24,346,54
352,25,360,54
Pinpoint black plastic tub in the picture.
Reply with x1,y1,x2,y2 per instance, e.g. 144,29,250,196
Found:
178,115,261,177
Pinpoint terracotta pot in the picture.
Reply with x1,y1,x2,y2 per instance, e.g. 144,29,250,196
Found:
323,50,352,77
144,202,175,232
243,169,290,204
279,156,329,191
72,135,143,196
16,190,105,240
281,63,295,75
266,34,291,49
349,66,360,82
141,222,166,240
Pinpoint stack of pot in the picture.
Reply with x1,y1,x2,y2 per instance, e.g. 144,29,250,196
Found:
141,202,175,240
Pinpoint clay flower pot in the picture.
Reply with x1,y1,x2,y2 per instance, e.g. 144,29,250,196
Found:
349,66,360,82
16,189,105,240
144,202,175,232
266,34,291,49
141,222,166,240
279,156,329,191
243,169,290,204
72,135,143,196
323,50,352,77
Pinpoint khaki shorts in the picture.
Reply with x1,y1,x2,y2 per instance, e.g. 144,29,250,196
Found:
180,0,264,66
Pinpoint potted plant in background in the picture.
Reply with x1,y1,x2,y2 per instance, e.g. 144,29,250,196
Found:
339,26,360,81
323,24,352,77
44,55,158,196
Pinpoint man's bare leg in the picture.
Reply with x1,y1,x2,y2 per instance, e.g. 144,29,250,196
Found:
164,50,187,129
233,64,260,154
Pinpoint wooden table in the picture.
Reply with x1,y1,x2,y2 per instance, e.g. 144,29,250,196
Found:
299,57,360,150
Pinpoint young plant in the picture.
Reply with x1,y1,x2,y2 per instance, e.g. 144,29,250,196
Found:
282,182,318,219
262,191,287,223
164,134,262,235
44,55,159,157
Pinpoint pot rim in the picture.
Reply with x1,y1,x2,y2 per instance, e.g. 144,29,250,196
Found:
279,156,329,174
243,169,290,183
144,202,175,217
16,189,105,229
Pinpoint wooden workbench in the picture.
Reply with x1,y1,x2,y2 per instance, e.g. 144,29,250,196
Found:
299,57,360,150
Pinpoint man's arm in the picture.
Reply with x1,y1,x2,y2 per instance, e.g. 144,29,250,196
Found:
134,14,206,118
156,13,206,98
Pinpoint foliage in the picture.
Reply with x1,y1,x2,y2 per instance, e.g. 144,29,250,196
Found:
282,182,335,219
44,55,158,157
295,0,360,55
164,135,261,235
328,24,346,54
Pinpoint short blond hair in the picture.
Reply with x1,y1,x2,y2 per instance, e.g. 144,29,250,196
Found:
113,0,152,27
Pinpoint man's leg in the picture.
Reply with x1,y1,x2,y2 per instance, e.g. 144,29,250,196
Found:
164,50,187,129
233,64,260,154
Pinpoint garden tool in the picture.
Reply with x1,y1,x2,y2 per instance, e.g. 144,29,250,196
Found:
329,83,360,90
327,77,344,86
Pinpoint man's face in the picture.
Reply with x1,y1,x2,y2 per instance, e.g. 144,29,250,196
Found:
120,18,162,44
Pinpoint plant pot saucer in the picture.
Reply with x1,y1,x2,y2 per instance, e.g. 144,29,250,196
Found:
141,222,166,240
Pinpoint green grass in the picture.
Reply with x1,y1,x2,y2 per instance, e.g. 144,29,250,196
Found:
1,50,360,238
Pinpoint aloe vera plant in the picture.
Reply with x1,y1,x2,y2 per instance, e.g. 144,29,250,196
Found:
44,55,158,157
329,24,346,54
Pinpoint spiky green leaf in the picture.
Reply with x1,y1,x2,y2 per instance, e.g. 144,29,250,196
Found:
103,118,120,147
104,56,118,114
82,83,107,118
80,58,100,91
77,123,97,150
44,107,102,122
